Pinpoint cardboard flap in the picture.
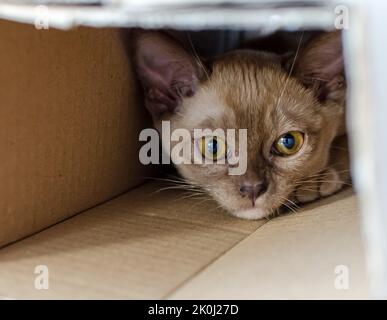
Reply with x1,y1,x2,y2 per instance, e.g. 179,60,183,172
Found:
170,190,369,299
0,183,366,299
0,181,264,299
0,20,151,247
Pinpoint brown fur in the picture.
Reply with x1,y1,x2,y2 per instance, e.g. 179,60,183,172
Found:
134,31,350,220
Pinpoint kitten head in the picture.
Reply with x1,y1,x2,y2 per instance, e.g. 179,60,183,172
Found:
134,31,346,220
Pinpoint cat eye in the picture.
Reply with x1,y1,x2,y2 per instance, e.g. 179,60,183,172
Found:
197,136,227,161
272,131,304,156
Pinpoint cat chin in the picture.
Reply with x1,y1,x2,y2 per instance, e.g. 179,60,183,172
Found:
232,208,269,220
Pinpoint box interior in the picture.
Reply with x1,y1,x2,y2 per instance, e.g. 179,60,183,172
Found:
0,12,370,299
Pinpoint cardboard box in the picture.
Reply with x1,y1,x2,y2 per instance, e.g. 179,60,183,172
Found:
0,15,369,299
0,20,151,247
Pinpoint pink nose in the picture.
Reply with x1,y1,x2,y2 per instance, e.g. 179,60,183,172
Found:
239,182,268,207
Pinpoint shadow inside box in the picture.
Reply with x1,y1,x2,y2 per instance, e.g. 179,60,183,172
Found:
294,187,354,213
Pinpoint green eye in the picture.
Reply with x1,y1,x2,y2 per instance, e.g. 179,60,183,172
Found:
198,136,226,161
273,131,304,156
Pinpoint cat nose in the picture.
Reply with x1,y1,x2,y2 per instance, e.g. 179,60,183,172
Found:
239,182,268,207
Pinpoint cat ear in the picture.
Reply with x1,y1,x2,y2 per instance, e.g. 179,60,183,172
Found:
133,31,201,119
285,32,345,102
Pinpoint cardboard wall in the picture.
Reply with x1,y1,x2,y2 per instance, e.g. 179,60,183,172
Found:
0,20,151,247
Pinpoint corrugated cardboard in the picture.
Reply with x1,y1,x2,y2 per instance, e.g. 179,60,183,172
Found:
0,183,366,299
0,20,151,247
0,181,265,299
170,190,369,299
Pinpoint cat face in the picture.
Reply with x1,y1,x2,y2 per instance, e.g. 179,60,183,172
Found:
134,31,346,219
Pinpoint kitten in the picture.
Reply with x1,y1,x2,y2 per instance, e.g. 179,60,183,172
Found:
133,31,350,220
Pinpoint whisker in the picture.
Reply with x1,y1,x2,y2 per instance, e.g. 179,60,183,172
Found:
281,201,299,215
302,180,352,187
275,32,305,110
185,32,211,81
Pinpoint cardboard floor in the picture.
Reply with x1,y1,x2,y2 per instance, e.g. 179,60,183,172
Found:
0,182,368,299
